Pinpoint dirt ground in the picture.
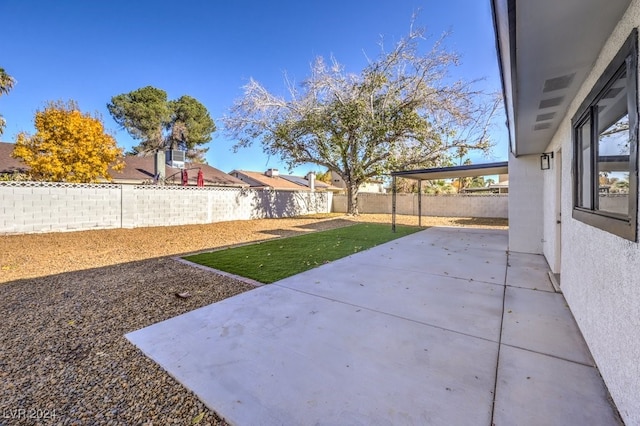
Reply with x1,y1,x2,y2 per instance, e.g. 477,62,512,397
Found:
0,213,507,284
0,213,507,425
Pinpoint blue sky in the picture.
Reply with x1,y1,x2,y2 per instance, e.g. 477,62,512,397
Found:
0,0,507,176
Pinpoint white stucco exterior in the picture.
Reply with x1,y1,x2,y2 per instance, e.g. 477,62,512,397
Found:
508,152,544,254
541,147,564,273
534,2,640,422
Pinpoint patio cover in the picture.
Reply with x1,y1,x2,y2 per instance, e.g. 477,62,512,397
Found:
389,161,508,230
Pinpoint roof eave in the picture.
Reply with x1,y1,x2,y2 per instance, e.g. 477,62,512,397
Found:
491,0,518,157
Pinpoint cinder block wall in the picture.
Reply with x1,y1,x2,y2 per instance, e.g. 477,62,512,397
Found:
0,182,332,234
332,193,507,218
0,182,122,234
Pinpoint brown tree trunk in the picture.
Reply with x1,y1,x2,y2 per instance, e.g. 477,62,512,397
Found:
346,181,360,215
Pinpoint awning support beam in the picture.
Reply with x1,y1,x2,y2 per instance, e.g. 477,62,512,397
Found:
392,175,397,232
418,179,422,227
389,161,508,231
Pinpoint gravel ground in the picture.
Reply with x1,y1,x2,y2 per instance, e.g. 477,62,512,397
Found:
0,214,507,425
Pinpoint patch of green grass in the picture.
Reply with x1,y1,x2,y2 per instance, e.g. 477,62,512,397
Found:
184,223,422,284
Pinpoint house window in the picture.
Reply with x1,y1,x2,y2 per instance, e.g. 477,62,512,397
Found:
572,29,639,241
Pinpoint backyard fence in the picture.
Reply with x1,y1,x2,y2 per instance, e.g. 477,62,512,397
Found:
0,181,331,234
332,193,508,218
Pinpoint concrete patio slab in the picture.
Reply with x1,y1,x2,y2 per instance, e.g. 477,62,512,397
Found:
126,227,620,425
127,283,499,426
493,345,620,426
353,228,507,285
416,227,510,252
276,259,504,341
502,286,594,365
506,252,554,292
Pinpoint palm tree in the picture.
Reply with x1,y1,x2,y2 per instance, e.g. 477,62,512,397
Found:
0,68,16,96
0,67,16,135
425,179,455,195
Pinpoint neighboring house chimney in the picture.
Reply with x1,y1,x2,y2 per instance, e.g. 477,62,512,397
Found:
154,151,166,185
306,172,316,191
265,168,279,178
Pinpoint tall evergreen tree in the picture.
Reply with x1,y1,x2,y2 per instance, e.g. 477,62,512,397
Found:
108,86,215,162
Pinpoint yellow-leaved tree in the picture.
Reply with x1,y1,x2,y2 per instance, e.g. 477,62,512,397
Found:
13,100,124,183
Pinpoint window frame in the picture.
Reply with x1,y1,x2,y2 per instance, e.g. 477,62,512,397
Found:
572,28,639,242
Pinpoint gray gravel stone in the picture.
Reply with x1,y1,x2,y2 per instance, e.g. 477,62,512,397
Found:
0,257,254,425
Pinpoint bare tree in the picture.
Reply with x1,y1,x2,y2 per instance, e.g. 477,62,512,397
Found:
224,22,501,214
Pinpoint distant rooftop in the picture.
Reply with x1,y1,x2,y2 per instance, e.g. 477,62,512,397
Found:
0,142,247,187
230,169,340,191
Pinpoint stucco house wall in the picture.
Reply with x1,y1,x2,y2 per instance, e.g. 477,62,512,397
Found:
541,148,562,273
541,2,640,422
508,152,544,254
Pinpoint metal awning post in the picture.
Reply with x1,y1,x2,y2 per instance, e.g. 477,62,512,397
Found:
390,161,508,230
418,179,422,227
392,175,397,232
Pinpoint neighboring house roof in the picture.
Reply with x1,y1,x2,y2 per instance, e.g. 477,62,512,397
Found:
229,169,339,191
229,170,304,190
0,142,246,187
279,174,340,192
108,155,155,183
0,142,29,174
461,181,509,193
111,156,247,187
328,171,384,192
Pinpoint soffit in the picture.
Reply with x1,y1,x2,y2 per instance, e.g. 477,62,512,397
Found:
493,0,632,156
